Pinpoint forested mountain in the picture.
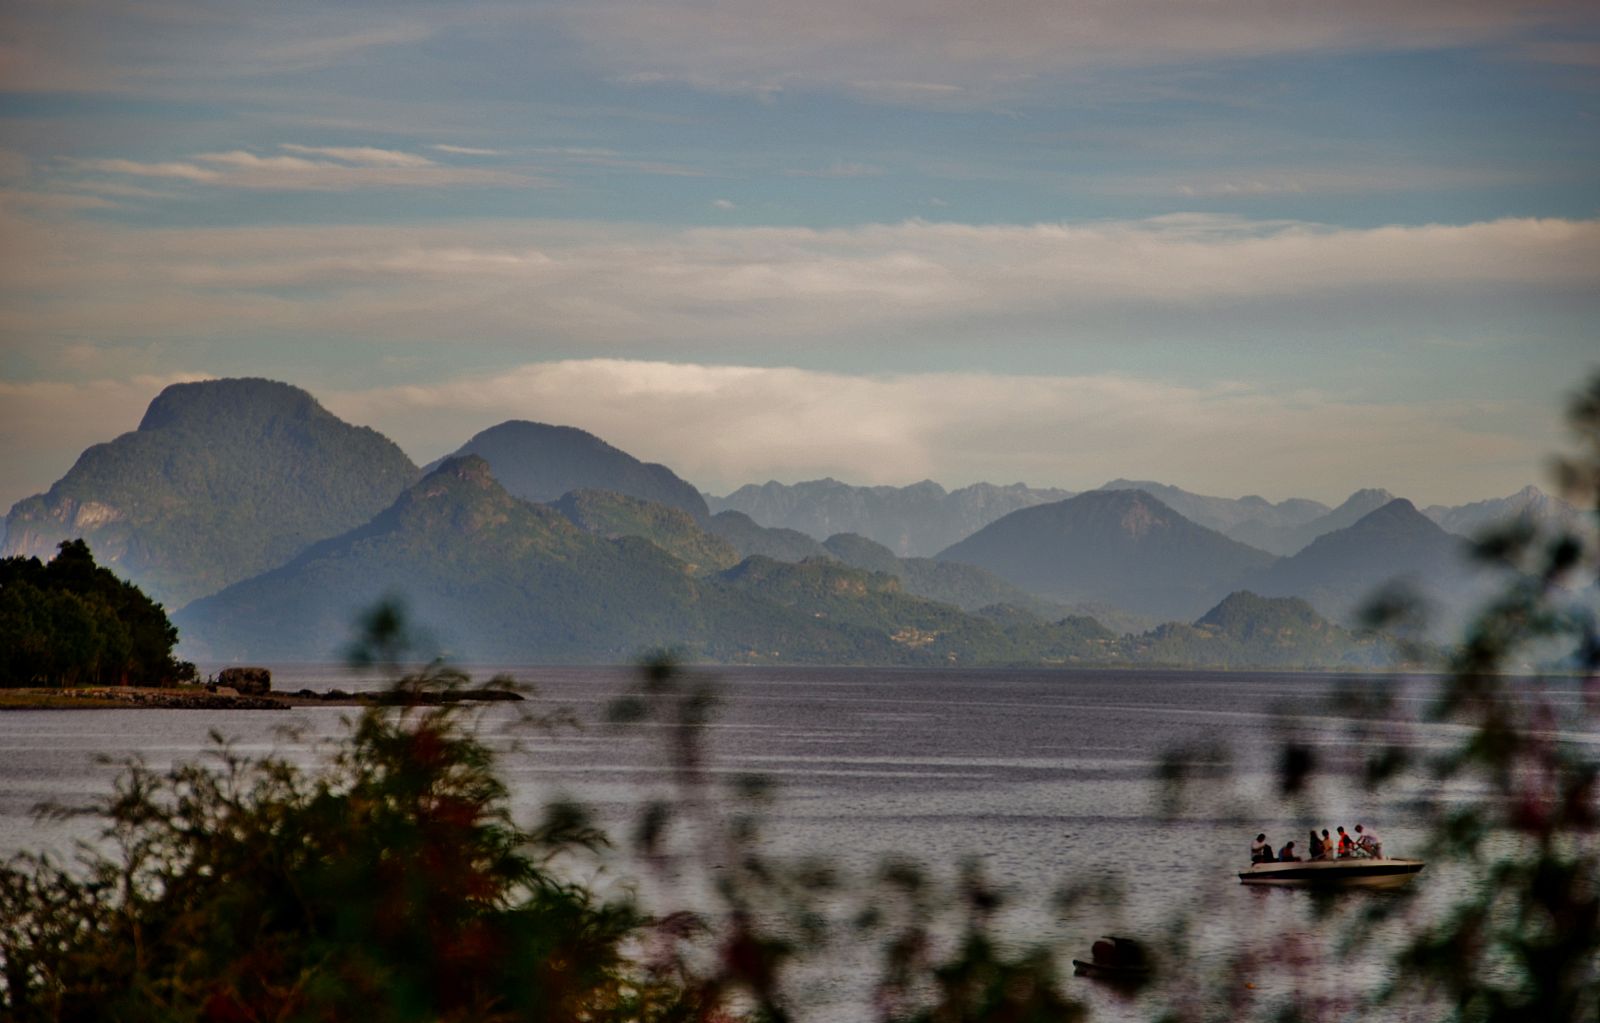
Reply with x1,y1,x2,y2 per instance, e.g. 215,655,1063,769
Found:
936,489,1278,620
177,456,722,662
704,511,832,562
173,458,1098,665
1228,488,1397,556
1120,590,1390,668
710,478,1075,556
2,379,417,608
822,533,1073,615
553,489,741,573
1243,498,1477,625
1095,479,1328,536
430,421,709,520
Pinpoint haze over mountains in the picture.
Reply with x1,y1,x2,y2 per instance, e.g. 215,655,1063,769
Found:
710,478,1075,557
5,377,1582,668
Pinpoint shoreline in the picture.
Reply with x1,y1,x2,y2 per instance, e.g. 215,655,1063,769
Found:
0,687,524,710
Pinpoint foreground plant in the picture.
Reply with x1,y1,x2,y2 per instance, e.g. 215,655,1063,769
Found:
0,615,683,1023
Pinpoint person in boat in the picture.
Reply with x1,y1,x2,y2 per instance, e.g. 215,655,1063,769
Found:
1308,829,1324,859
1277,840,1301,862
1336,826,1354,858
1251,834,1275,863
1354,824,1382,858
1319,829,1333,859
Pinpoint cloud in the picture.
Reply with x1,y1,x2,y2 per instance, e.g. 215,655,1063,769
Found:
278,144,437,167
1,212,1595,349
319,359,1544,505
1096,165,1529,199
563,0,1597,102
431,144,502,156
711,198,737,209
786,161,886,178
68,146,534,191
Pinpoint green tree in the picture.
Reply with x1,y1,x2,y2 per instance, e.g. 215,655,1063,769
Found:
0,539,188,687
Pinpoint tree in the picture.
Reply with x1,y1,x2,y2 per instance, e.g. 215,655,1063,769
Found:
0,540,189,687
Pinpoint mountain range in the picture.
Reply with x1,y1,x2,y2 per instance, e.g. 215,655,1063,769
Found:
7,377,1577,668
709,478,1075,556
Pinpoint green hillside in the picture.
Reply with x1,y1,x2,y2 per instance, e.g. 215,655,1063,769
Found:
554,489,742,573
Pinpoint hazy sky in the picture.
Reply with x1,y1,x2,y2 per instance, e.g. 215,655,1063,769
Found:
2,0,1597,510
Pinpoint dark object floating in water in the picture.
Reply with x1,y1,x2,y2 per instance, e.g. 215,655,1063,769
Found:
1072,935,1152,984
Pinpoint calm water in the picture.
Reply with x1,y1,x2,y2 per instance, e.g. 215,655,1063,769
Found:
3,666,1592,1020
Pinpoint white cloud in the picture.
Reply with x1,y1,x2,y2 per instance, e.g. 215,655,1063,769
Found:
279,144,437,167
321,359,1545,506
68,146,534,191
431,144,502,156
2,212,1595,348
711,198,737,209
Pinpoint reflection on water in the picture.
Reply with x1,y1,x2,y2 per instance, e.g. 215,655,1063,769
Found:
2,666,1585,1020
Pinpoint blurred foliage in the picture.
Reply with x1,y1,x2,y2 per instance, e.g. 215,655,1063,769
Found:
0,610,684,1022
0,539,193,687
1352,372,1600,1021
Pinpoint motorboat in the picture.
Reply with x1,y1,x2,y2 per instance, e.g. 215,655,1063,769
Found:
1238,856,1424,889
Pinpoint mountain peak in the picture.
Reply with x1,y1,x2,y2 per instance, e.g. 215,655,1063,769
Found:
437,420,709,520
1341,488,1396,508
138,378,322,432
4,378,417,608
429,454,498,489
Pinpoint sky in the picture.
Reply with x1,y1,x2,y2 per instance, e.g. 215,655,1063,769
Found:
1,0,1597,511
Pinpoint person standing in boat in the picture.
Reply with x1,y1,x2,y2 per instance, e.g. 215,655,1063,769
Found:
1319,829,1333,859
1336,826,1355,857
1251,834,1274,863
1354,824,1382,858
1307,829,1324,859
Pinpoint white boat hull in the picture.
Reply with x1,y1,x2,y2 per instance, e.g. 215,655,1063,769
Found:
1238,858,1424,889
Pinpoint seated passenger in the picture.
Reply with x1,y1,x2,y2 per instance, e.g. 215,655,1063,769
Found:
1251,833,1274,863
1336,826,1354,857
1277,840,1301,862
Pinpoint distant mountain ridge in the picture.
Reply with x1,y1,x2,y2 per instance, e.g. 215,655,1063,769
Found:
936,489,1278,620
430,421,710,521
1228,488,1397,556
2,378,417,608
710,478,1075,556
1243,498,1478,625
1095,479,1328,536
1424,485,1584,538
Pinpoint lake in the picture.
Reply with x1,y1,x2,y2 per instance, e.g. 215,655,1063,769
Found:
4,665,1589,1020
